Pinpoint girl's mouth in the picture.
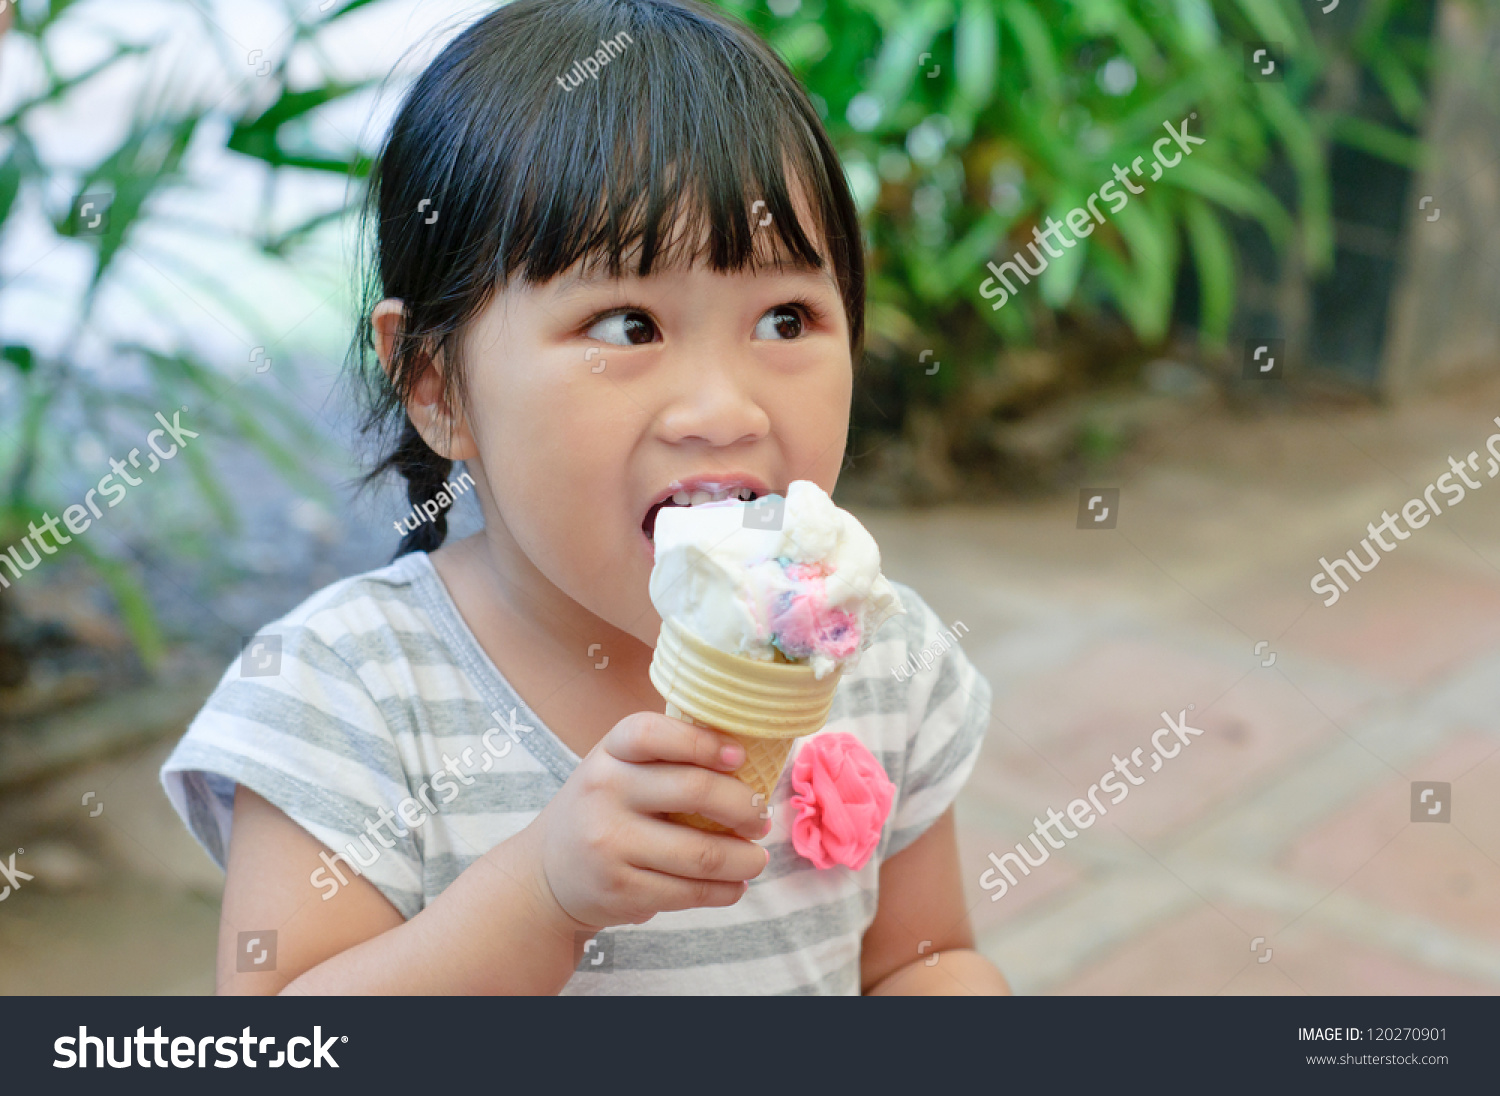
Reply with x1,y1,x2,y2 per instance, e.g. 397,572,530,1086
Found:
642,481,764,541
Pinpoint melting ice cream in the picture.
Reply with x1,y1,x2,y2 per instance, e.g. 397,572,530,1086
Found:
648,480,903,678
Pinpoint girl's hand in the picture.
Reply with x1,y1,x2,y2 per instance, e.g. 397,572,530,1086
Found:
529,712,771,929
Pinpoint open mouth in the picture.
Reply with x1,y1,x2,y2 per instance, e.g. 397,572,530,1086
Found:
643,482,763,541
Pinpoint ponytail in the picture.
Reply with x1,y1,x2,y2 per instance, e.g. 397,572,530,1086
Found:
375,418,455,559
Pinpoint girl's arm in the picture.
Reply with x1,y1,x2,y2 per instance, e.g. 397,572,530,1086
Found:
219,785,585,995
859,808,1011,995
216,713,771,995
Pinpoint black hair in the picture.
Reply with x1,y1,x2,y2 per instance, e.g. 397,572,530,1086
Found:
351,0,866,558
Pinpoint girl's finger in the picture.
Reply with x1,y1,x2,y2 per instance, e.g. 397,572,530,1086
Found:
627,818,769,883
623,868,751,916
604,711,743,770
619,763,766,838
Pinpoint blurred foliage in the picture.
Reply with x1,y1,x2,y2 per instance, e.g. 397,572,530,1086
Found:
0,0,380,666
722,0,1433,407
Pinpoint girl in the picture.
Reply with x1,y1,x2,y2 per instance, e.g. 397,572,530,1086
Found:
162,0,1008,995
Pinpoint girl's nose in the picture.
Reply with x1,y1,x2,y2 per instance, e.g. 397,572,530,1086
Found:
656,352,770,448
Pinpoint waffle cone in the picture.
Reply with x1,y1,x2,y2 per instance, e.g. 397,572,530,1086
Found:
649,617,842,833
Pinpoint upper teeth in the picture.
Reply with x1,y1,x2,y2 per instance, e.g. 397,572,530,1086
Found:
669,486,757,506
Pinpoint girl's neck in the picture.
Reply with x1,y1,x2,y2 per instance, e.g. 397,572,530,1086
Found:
427,529,660,759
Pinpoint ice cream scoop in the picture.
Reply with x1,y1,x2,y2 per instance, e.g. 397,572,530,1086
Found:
648,479,903,679
648,480,903,832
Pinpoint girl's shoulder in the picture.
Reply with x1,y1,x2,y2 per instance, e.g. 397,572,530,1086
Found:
159,552,464,912
250,552,438,656
835,578,985,702
827,581,993,859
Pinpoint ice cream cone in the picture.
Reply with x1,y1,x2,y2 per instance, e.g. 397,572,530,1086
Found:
650,616,843,832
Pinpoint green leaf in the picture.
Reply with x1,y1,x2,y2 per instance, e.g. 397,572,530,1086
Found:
1181,193,1235,346
934,209,1008,297
0,42,151,129
999,0,1062,103
1256,85,1333,271
954,0,999,108
866,0,954,117
178,435,239,532
226,84,371,169
1038,190,1088,307
1094,195,1178,341
0,148,21,226
1,345,34,375
70,540,165,670
135,348,333,508
1360,42,1426,124
68,114,202,301
1318,113,1426,169
318,0,386,19
1168,0,1221,55
1228,0,1302,54
1169,156,1294,245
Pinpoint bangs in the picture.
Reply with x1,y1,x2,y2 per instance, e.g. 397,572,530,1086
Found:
372,0,864,351
508,30,838,285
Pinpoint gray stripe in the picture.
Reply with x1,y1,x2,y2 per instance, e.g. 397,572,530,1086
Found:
922,640,965,717
168,740,424,869
414,770,560,815
205,680,408,782
328,628,469,671
277,623,370,685
608,889,874,970
183,771,227,866
778,954,862,995
905,675,992,799
827,674,910,721
763,840,814,880
408,556,582,787
296,559,423,613
385,697,540,743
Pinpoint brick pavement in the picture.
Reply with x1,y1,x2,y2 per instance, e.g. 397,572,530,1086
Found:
866,374,1500,994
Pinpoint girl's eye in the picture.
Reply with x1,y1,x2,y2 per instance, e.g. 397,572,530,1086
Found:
586,310,658,346
754,304,805,341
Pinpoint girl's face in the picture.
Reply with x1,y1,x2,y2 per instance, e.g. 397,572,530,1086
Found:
399,204,853,646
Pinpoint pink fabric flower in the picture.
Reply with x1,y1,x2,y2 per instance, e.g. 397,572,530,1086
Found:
788,732,895,871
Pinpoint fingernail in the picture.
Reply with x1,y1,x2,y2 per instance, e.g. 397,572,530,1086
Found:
761,818,774,837
720,745,744,767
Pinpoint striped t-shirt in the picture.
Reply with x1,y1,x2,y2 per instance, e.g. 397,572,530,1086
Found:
160,551,991,995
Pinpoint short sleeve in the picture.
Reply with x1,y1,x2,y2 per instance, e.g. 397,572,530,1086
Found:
883,587,993,858
159,620,426,919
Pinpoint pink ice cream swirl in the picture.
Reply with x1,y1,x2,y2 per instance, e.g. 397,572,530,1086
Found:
766,561,862,664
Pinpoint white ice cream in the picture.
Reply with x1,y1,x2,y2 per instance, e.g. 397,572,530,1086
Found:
649,480,904,678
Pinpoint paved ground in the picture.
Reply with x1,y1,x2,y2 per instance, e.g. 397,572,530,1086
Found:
876,372,1500,995
3,372,1499,994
